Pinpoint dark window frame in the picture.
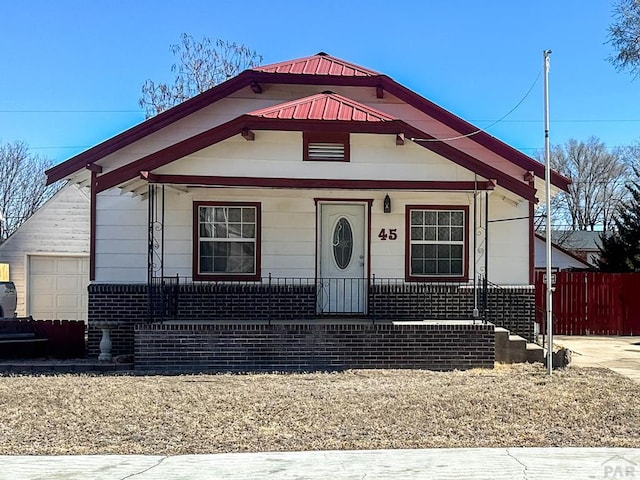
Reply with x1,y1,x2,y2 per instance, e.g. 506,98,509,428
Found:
303,132,350,162
405,204,469,282
192,201,261,281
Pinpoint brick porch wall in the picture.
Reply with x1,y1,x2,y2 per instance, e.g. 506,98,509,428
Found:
88,284,148,357
371,284,534,340
88,282,534,357
134,322,495,373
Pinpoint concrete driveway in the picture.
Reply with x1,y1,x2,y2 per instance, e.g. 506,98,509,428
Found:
554,335,640,383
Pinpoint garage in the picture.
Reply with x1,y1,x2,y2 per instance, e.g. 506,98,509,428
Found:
28,255,89,320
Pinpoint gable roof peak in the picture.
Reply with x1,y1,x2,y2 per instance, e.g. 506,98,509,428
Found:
248,92,396,122
253,52,380,77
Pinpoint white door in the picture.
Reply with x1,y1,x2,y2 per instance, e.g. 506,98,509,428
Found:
28,256,89,320
318,203,366,314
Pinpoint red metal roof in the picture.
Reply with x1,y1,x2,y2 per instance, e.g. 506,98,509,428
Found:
253,52,380,77
45,52,570,194
249,92,395,122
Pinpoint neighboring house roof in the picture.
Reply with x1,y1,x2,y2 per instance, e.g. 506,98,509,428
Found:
534,233,592,270
538,230,604,267
551,230,602,251
45,52,571,196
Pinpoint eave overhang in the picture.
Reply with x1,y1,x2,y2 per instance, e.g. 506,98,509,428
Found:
45,54,570,194
93,114,537,202
139,171,497,192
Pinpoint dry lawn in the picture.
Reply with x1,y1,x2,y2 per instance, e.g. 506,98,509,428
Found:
0,364,639,455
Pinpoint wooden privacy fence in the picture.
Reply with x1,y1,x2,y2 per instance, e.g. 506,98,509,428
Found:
535,271,640,335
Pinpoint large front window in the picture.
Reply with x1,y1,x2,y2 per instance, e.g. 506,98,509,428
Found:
194,202,260,280
406,206,467,281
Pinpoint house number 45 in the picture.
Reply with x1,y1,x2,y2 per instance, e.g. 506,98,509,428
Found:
378,228,398,240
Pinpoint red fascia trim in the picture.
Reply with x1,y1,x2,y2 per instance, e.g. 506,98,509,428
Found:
45,71,261,185
379,77,571,192
528,177,535,285
46,73,384,185
46,68,569,194
192,201,262,281
96,117,400,192
97,114,534,201
101,116,535,200
257,120,536,201
404,204,470,283
148,174,496,191
95,116,248,192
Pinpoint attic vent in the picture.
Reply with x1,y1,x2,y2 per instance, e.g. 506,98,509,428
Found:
303,132,349,162
308,142,345,160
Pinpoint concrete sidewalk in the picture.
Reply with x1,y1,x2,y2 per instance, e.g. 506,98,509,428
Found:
2,448,640,480
554,335,640,383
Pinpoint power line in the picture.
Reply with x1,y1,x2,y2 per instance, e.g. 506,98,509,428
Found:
411,68,542,142
0,109,142,113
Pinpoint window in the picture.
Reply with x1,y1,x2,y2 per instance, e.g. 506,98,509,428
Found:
406,206,468,281
332,217,354,270
303,132,349,162
193,202,261,280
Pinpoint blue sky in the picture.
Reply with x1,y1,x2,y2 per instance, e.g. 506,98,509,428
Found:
1,0,639,166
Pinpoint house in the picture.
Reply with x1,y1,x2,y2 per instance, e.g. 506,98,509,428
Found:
534,233,592,271
44,53,570,371
0,184,90,320
552,230,602,267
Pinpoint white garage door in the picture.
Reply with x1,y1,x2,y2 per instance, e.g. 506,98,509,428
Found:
28,256,89,320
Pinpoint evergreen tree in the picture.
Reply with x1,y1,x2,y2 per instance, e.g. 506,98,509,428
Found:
598,165,640,272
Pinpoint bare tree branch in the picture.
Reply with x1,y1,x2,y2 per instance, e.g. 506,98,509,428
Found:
536,137,630,233
608,0,640,79
0,141,60,241
139,34,263,118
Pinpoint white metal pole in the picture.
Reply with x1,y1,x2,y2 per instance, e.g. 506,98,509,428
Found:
543,49,554,375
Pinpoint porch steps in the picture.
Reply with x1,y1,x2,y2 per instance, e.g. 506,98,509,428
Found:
495,327,544,364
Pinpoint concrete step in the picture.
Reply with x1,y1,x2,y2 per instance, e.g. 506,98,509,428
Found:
494,327,510,363
525,343,544,363
506,335,527,363
495,327,532,364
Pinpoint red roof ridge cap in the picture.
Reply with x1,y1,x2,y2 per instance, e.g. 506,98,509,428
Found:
253,53,381,77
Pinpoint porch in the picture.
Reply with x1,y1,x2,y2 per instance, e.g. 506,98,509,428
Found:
147,275,492,324
87,275,534,371
134,319,496,373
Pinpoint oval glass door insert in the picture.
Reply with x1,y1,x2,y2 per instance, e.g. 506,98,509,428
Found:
332,217,353,270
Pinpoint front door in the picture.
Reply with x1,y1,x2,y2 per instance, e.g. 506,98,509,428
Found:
318,203,367,314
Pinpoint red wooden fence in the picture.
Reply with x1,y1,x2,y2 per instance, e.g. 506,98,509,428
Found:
535,271,640,335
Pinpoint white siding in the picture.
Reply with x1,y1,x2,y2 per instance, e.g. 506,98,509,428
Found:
0,184,90,316
485,198,530,285
88,83,533,286
156,131,476,182
94,189,147,282
72,82,529,188
95,186,530,285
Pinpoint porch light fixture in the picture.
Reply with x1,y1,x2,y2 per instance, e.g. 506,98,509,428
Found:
383,194,391,213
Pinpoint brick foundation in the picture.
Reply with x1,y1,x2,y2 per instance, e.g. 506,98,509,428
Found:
88,282,534,358
134,321,495,373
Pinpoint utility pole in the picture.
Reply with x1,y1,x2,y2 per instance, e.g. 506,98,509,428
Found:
543,49,554,375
